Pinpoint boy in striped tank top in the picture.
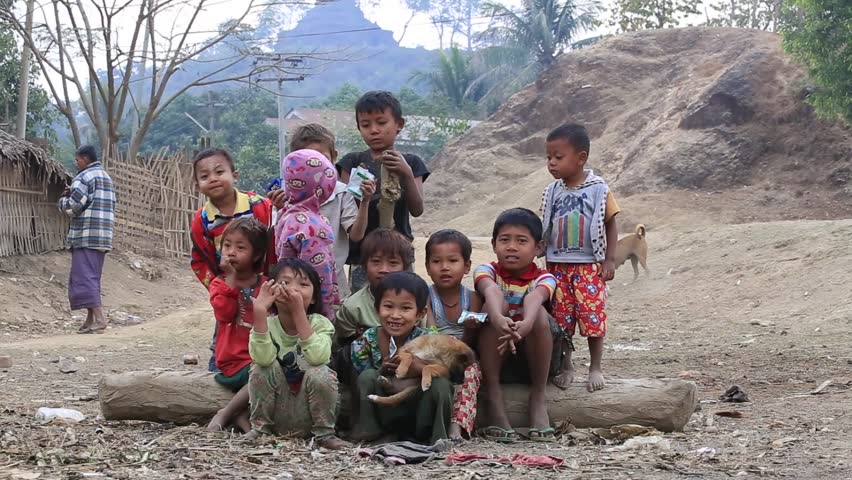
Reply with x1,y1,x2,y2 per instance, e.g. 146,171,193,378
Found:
540,124,620,393
424,229,483,441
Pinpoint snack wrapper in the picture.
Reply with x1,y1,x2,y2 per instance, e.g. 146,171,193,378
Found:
346,166,375,200
457,311,488,324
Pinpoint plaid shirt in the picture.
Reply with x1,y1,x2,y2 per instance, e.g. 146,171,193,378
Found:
58,162,116,251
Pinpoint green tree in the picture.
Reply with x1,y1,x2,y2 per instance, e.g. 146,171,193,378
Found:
410,47,486,112
0,23,56,140
610,0,701,31
706,0,785,31
479,0,600,70
312,82,362,111
782,0,852,123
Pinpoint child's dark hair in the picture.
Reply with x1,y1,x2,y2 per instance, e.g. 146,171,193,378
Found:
546,123,590,155
360,229,413,269
425,229,472,263
270,258,323,316
355,90,404,125
373,272,429,312
221,217,270,273
193,148,236,180
289,123,337,156
492,208,543,243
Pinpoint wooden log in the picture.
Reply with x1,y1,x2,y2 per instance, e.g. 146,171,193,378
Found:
491,379,698,432
99,371,233,425
100,372,697,432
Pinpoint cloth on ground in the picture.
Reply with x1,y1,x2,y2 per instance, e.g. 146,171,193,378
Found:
445,452,567,468
355,439,452,466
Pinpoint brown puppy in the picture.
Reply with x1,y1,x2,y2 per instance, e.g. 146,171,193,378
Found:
368,334,476,407
613,224,650,281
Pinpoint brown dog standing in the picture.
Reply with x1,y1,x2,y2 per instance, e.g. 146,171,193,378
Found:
613,224,650,281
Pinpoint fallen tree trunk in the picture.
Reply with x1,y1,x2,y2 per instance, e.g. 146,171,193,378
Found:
100,372,697,432
99,371,233,425
490,379,697,432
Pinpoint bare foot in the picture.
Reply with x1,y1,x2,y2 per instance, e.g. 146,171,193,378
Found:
242,430,262,441
317,436,352,450
207,409,227,432
528,390,550,430
551,367,575,390
587,368,605,392
448,423,463,442
235,411,251,433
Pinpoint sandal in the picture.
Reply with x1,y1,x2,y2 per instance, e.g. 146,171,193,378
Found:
527,427,557,442
478,426,518,443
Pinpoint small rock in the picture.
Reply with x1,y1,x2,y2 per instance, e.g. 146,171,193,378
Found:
182,354,199,365
720,385,750,403
0,355,12,368
132,261,143,270
58,358,79,374
73,356,87,363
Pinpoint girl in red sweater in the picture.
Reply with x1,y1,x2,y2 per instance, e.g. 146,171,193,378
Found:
207,217,270,432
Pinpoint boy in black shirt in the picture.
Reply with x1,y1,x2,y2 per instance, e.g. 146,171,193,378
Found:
337,91,430,291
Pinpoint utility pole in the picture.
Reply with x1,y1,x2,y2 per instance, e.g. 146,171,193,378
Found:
15,0,35,139
197,90,225,131
253,54,306,161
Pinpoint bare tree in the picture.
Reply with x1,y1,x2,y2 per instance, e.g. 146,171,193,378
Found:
0,0,343,159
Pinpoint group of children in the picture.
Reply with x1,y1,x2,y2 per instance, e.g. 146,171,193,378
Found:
188,90,619,447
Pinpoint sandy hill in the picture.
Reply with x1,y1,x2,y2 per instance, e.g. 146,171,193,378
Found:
420,28,852,236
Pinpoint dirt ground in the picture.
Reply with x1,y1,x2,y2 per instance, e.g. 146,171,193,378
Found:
2,218,852,479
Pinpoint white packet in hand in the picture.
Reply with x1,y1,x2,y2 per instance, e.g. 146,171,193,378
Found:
346,166,376,200
389,336,398,357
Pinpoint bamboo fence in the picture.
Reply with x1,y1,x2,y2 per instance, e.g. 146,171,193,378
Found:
105,149,203,259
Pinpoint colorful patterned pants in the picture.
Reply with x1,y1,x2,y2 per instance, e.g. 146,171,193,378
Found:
248,363,339,439
452,363,481,437
548,262,608,337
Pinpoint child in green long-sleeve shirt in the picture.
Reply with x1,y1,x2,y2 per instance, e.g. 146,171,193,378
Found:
244,258,350,449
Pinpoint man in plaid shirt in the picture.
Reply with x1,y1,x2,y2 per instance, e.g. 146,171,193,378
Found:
58,145,116,334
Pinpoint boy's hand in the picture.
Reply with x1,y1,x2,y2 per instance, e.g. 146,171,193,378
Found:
514,318,535,340
601,260,615,282
360,179,376,201
255,280,277,311
462,316,483,331
269,188,287,210
382,355,400,375
380,151,414,180
493,315,521,354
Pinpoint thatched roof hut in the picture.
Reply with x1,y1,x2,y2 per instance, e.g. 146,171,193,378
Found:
0,130,71,256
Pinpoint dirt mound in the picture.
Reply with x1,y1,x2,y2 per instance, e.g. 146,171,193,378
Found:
0,251,200,340
421,28,852,235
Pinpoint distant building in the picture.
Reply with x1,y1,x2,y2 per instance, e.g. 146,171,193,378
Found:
266,108,481,149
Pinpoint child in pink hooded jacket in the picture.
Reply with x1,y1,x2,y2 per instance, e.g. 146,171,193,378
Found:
274,149,339,318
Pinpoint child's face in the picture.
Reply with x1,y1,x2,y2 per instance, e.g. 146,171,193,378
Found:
357,108,403,152
302,142,337,164
492,225,542,275
221,229,256,273
195,155,237,201
426,242,470,290
366,253,405,288
274,267,315,310
379,289,423,338
546,138,587,181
